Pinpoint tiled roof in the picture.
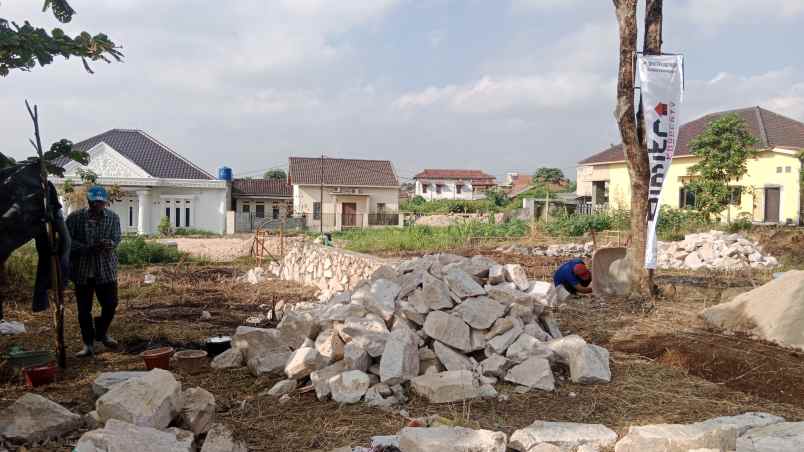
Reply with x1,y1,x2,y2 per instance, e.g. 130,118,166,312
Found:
231,178,292,197
288,157,399,187
62,129,213,179
414,169,497,185
580,106,804,165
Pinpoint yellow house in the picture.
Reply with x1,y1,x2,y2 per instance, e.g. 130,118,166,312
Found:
577,106,804,225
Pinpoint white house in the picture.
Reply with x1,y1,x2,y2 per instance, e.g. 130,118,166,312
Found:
288,157,400,232
413,169,497,201
53,129,229,235
230,178,293,232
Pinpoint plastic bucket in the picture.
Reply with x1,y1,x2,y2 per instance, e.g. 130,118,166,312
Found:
205,336,231,357
173,350,208,374
23,363,57,388
141,346,174,370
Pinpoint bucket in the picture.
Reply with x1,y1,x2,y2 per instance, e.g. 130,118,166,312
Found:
173,350,208,374
23,363,57,387
205,336,231,357
141,346,174,370
8,350,54,370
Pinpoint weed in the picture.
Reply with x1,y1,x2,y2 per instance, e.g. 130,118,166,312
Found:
117,237,185,265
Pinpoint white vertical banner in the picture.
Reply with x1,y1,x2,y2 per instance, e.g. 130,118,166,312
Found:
638,54,684,269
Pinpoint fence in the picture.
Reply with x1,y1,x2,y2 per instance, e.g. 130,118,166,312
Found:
236,212,304,233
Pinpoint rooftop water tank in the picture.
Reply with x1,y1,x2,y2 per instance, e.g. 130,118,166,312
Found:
218,166,232,181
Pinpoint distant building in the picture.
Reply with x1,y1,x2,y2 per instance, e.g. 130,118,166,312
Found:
413,169,497,201
230,178,293,232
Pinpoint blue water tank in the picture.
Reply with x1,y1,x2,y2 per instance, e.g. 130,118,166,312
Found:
218,166,233,181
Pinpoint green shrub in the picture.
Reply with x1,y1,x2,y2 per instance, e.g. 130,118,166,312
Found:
726,212,753,233
400,198,498,214
540,210,626,237
158,216,172,236
117,237,184,265
173,228,218,237
655,206,711,241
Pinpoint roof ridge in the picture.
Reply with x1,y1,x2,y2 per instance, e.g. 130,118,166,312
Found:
754,106,770,147
289,156,393,163
135,130,214,179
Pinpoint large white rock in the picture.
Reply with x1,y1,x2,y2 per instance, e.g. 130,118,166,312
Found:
319,302,366,323
433,341,474,371
341,315,391,357
310,361,348,400
233,328,294,376
329,370,371,404
509,421,618,451
96,369,183,429
504,264,530,291
444,267,486,299
285,346,329,380
380,328,420,385
737,421,804,451
210,348,244,369
506,334,555,363
504,357,555,391
480,354,510,378
399,427,507,452
92,371,149,397
355,278,401,321
315,328,345,363
486,285,537,307
179,387,215,435
452,296,506,330
75,419,194,452
411,370,480,404
277,311,321,348
523,322,552,342
0,393,82,444
200,423,248,452
419,274,455,310
488,265,506,285
344,342,370,371
423,311,472,352
485,317,524,356
548,335,611,384
266,379,297,397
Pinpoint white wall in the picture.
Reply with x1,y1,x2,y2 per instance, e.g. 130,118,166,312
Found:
293,184,400,231
414,179,476,200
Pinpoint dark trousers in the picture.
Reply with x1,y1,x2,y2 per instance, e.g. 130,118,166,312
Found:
75,279,118,346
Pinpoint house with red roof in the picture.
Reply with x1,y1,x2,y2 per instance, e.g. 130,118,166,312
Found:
413,169,497,201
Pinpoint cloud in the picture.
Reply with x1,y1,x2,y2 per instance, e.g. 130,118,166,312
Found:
683,0,804,27
510,0,584,11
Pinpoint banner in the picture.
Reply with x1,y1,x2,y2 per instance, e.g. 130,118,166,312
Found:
638,54,684,269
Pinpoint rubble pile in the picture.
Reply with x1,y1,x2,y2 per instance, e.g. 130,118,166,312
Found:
496,243,593,258
222,253,612,408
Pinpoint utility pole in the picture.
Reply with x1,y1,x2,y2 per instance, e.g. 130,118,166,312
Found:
320,154,324,236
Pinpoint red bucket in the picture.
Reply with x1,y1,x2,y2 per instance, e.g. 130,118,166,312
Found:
141,346,175,370
23,363,57,388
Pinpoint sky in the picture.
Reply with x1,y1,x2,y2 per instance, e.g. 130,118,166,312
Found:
2,0,803,183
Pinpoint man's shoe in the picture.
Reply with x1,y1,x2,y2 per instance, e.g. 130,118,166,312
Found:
76,345,95,358
100,335,119,349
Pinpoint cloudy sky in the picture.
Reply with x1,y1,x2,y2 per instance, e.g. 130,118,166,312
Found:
2,0,803,182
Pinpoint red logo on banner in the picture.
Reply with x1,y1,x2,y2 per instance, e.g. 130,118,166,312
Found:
655,103,668,116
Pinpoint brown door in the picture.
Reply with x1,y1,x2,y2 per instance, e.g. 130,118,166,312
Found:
764,187,780,223
342,203,357,227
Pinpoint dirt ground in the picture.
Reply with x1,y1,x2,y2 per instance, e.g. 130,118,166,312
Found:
159,236,255,262
2,250,804,451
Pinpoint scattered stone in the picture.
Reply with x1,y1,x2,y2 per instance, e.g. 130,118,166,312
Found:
344,342,370,371
485,317,524,356
479,384,498,399
277,311,320,349
0,320,26,335
75,419,194,452
266,379,297,397
485,317,514,340
96,369,183,429
509,420,618,451
488,265,505,285
504,264,530,291
341,315,391,357
372,265,401,282
411,370,480,404
357,278,401,322
419,274,455,310
84,410,102,430
380,328,420,385
452,296,506,330
329,370,371,404
444,267,486,299
210,347,244,369
540,312,562,338
179,387,215,435
92,371,148,397
200,423,248,452
504,357,555,391
737,421,804,451
505,334,555,363
480,354,510,378
523,322,551,342
433,341,474,371
232,328,294,376
423,311,472,352
310,361,348,400
284,347,329,380
547,335,610,384
0,393,82,444
315,328,345,363
399,426,507,452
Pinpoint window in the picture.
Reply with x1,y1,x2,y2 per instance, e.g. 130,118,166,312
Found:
175,208,180,227
255,203,265,218
376,203,386,214
777,166,783,173
785,166,792,173
456,184,463,194
272,206,279,219
436,184,443,194
185,208,191,227
729,186,742,206
679,187,697,209
242,203,250,214
129,206,134,227
313,202,321,220
422,184,428,193
165,207,170,220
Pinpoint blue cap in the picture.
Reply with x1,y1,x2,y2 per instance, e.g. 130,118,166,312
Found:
87,185,109,202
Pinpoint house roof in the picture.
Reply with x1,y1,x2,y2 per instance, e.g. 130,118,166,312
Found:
580,106,804,165
63,129,213,179
231,178,292,197
414,169,497,185
288,157,399,187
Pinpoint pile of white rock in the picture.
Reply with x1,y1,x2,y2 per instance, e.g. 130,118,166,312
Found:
213,253,611,408
0,369,245,452
328,411,804,452
496,243,594,258
658,230,778,270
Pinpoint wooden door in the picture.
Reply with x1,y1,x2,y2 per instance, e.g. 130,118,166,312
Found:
764,187,780,223
342,202,357,227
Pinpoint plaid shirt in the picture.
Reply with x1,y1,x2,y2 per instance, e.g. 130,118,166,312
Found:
66,208,122,285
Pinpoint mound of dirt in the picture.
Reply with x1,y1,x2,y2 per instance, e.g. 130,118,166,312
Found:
701,271,804,350
755,229,804,266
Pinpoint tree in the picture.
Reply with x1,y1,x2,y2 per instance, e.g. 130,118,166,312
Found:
264,169,287,180
484,187,510,208
684,114,758,220
613,0,663,297
533,167,565,184
1,0,122,76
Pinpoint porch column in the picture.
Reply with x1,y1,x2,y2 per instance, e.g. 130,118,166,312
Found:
136,190,151,235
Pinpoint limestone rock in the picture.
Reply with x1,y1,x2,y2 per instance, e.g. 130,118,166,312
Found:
0,393,82,444
488,265,505,285
452,296,506,330
329,370,371,404
371,265,400,283
96,369,183,429
504,264,530,291
737,421,804,451
504,357,555,391
411,370,480,403
423,311,472,352
444,267,486,299
486,285,536,307
615,422,733,452
523,322,551,342
233,328,294,376
92,371,148,397
210,348,244,369
266,379,297,397
179,387,215,435
315,328,345,363
485,317,524,356
341,315,391,357
358,278,401,321
200,423,248,452
505,334,555,363
344,342,370,371
284,347,329,380
540,312,562,338
319,302,366,322
480,354,510,378
485,317,514,339
310,361,348,400
399,427,507,452
380,328,420,385
419,274,455,310
433,341,474,371
75,419,194,452
509,420,618,451
277,311,320,348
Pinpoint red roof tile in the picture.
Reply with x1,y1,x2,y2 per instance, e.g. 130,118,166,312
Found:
288,157,398,187
231,178,292,197
580,106,804,165
414,169,497,185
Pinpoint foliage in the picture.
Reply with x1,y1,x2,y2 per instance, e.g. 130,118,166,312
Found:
0,0,122,77
117,237,184,266
59,168,122,210
173,228,219,237
484,187,511,208
726,212,753,234
5,242,37,288
540,209,629,237
335,220,529,253
400,198,497,214
655,206,711,241
533,167,565,184
263,169,287,180
685,114,759,220
157,216,172,237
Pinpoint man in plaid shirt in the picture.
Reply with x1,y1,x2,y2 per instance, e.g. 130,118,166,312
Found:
66,186,122,357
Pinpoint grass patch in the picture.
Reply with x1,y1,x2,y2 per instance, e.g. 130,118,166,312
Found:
172,228,220,237
117,237,185,266
5,241,38,290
